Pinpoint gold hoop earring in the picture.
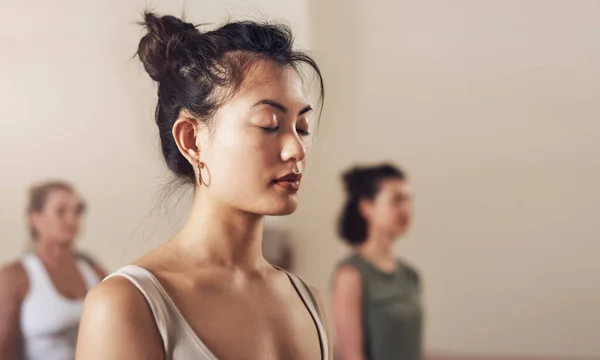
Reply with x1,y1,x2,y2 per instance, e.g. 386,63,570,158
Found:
197,162,205,186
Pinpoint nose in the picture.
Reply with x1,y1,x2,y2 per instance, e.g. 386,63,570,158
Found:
280,132,306,163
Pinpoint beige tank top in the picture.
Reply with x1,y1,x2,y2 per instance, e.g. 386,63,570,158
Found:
106,265,330,360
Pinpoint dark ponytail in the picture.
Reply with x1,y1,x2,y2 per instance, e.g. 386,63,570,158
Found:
339,164,405,245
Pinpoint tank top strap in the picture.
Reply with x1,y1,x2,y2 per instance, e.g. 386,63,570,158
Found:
277,268,331,360
20,252,49,293
20,252,39,277
105,265,179,354
21,252,101,293
75,258,101,290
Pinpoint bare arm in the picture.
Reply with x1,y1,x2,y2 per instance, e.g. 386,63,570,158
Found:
331,266,366,360
75,277,163,360
0,263,28,360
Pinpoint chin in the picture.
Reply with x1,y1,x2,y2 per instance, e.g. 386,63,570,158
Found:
240,190,300,216
49,239,76,248
268,205,298,216
264,198,299,216
56,234,77,245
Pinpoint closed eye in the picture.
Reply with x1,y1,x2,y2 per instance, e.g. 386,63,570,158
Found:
260,126,310,136
260,126,280,133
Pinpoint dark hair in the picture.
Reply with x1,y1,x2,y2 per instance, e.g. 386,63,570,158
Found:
338,164,405,245
137,12,324,183
27,181,85,240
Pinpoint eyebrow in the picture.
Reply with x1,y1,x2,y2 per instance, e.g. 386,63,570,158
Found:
252,99,313,116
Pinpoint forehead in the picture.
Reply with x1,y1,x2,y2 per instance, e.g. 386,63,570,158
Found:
229,59,308,107
44,189,79,206
378,178,409,195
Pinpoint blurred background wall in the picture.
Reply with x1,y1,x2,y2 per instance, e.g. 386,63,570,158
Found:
1,0,599,359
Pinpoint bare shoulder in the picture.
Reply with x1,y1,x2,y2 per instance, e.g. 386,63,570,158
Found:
0,261,29,300
0,261,28,283
332,265,363,304
333,265,362,288
76,276,163,360
83,276,150,320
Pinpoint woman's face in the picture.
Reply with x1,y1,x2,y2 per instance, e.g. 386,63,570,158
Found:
30,189,84,245
364,178,413,238
197,60,315,215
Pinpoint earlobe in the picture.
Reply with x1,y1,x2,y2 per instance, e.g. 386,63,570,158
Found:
359,199,372,220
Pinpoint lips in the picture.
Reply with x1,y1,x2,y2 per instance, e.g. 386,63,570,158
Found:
273,173,302,191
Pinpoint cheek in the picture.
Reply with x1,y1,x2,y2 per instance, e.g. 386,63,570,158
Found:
379,205,404,226
370,204,392,227
301,139,312,163
70,215,81,226
385,207,401,224
42,216,60,233
54,216,67,229
399,203,412,218
206,128,277,192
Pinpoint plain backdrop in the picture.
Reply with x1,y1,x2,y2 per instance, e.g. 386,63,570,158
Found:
1,0,599,358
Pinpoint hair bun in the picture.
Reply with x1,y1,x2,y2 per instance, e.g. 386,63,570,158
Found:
137,12,197,82
342,167,367,197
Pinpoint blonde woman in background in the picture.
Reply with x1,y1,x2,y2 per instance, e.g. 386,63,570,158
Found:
0,181,106,360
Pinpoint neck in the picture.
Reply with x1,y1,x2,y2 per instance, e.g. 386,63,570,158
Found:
356,230,395,263
35,240,74,267
173,190,266,269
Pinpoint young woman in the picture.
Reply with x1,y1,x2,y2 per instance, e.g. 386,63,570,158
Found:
75,12,329,360
332,164,423,360
0,181,106,360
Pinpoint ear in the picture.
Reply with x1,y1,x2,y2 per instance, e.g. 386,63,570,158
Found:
29,212,42,233
172,113,206,165
358,198,373,221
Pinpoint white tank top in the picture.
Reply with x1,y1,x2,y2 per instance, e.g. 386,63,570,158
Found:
19,253,101,360
107,265,330,360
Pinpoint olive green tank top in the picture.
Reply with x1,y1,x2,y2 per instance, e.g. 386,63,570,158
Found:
340,253,423,360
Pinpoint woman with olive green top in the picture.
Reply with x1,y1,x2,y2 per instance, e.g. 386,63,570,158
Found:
332,164,423,360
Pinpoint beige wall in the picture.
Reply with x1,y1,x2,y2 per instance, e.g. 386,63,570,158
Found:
289,0,599,358
1,0,599,358
0,0,311,266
